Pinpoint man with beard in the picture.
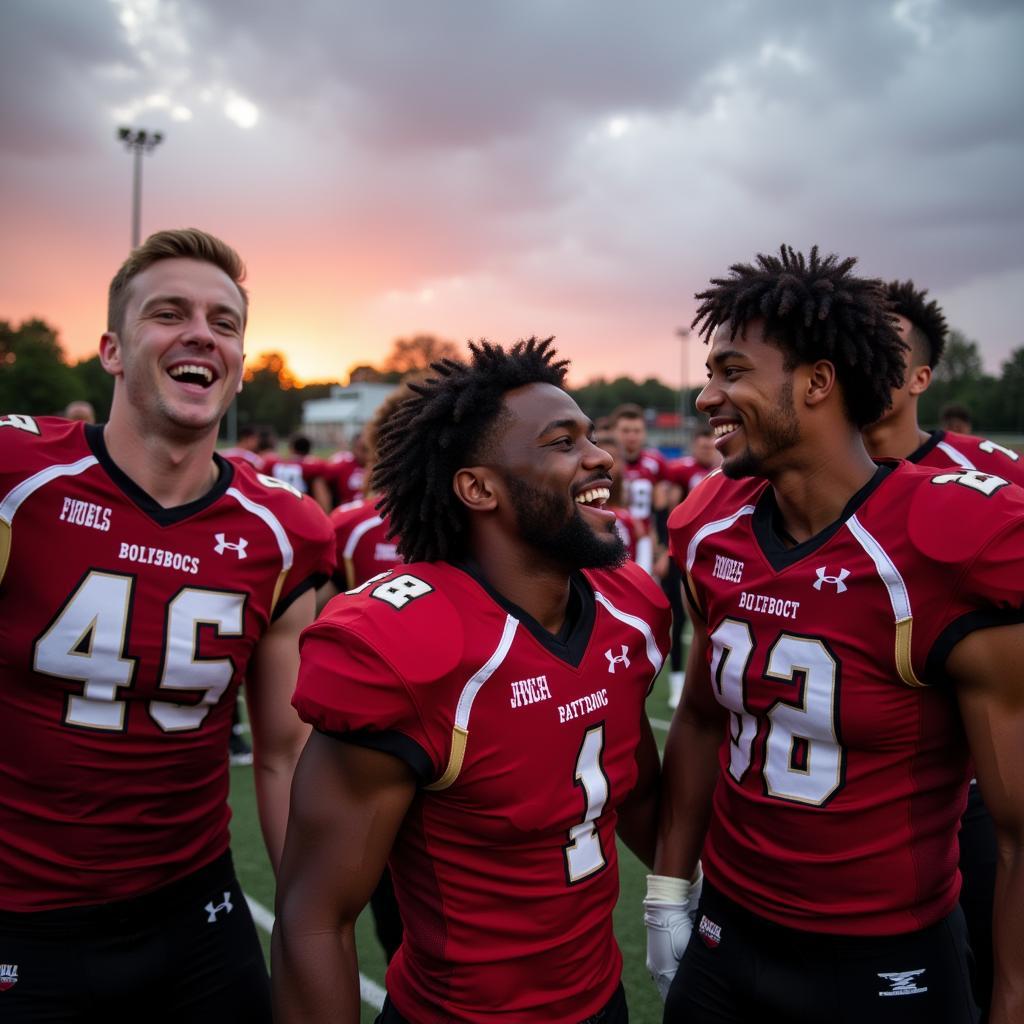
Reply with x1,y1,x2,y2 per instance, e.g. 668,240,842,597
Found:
646,247,1024,1023
273,338,671,1024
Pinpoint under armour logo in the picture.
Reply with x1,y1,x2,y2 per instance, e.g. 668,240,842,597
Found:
877,969,928,997
205,892,234,922
214,533,248,558
813,566,850,592
606,645,631,673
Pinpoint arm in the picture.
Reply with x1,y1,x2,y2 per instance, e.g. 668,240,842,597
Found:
272,732,416,1023
949,622,1024,1024
245,588,316,874
654,614,725,880
616,714,661,868
311,475,333,513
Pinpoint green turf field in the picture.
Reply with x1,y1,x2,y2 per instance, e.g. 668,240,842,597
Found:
230,669,677,1023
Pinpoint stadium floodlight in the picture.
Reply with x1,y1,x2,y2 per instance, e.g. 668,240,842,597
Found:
117,128,165,249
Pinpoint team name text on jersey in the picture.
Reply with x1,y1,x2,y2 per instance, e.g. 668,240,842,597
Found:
558,687,610,723
737,590,800,620
59,497,112,532
118,542,200,575
509,675,553,708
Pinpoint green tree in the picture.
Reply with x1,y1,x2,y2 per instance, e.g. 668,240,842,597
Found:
994,347,1024,433
68,354,115,421
932,330,985,385
569,376,679,420
382,334,460,376
237,351,303,436
0,319,78,415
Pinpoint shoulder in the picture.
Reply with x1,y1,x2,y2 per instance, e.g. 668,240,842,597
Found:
0,417,91,492
876,462,1024,567
669,470,759,533
640,448,669,475
307,563,468,684
329,497,373,528
941,432,1024,486
228,463,334,546
587,560,670,615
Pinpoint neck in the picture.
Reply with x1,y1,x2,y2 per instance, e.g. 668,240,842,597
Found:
103,404,221,508
470,537,572,634
862,407,930,461
768,432,878,544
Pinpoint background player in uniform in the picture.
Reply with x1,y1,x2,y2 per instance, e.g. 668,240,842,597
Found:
0,229,335,1022
594,430,643,563
646,246,1024,1023
612,403,669,574
273,338,671,1023
862,278,1024,1021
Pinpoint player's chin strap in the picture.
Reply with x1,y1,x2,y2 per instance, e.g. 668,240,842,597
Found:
643,865,703,1003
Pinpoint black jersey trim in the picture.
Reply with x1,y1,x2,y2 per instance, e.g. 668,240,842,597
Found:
926,608,1024,686
272,572,331,621
454,561,595,668
85,423,234,525
752,464,894,572
907,430,945,464
318,727,434,784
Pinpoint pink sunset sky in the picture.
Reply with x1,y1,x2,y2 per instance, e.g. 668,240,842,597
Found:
2,1,1022,388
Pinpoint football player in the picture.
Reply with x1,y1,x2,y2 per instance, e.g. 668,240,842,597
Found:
273,338,671,1023
862,278,1024,1021
647,247,1023,1023
0,229,335,1022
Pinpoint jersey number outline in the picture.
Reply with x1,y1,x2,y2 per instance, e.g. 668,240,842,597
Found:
710,618,843,806
563,724,610,884
33,570,246,732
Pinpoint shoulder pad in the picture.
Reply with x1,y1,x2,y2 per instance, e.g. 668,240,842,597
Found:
320,564,465,684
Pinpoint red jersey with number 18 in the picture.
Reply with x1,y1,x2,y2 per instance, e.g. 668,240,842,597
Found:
0,416,335,911
669,461,1024,935
294,559,670,1024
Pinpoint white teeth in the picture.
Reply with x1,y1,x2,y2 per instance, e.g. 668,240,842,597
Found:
714,423,739,438
575,487,611,506
168,363,213,383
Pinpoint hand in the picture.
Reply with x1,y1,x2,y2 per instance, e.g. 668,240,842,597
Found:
643,868,703,1002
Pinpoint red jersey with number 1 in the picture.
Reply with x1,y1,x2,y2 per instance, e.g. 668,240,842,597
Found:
669,461,1024,935
0,416,335,911
294,560,670,1023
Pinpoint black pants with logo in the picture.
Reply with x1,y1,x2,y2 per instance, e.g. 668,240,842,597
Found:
0,851,270,1023
664,881,978,1024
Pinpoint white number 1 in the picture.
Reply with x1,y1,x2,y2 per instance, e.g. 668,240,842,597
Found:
563,724,609,884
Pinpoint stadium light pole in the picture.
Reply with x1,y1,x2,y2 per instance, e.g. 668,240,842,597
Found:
117,128,164,249
676,326,691,450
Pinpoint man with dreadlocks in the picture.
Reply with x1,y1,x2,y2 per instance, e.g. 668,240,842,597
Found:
644,247,1024,1023
862,279,1024,1022
273,338,671,1023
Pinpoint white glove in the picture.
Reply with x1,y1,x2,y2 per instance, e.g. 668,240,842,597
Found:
643,868,703,1002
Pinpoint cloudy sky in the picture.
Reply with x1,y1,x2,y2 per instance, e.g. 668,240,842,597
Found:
2,0,1022,387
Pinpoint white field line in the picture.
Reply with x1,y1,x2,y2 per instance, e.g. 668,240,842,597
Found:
245,893,387,1011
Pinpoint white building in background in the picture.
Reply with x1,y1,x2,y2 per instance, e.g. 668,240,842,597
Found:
301,382,395,448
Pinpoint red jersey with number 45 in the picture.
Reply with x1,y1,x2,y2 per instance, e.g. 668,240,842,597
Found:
669,461,1024,936
909,429,1024,486
294,560,670,1024
0,416,335,911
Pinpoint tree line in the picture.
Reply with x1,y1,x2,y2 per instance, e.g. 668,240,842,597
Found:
2,320,1022,436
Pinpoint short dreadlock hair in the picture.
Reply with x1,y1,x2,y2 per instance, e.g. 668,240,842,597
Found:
372,337,569,563
692,245,906,428
884,279,947,369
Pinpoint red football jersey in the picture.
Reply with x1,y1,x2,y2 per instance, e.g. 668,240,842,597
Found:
323,451,367,506
621,449,668,533
910,429,1024,486
329,498,402,590
262,453,326,495
666,456,715,496
294,560,670,1023
669,461,1024,935
0,416,335,910
221,446,266,472
610,505,640,561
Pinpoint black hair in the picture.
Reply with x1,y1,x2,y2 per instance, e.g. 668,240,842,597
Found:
290,435,312,456
692,245,906,428
372,336,569,563
884,279,948,369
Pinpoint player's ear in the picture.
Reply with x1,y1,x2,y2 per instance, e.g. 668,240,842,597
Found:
99,332,124,377
908,363,932,397
453,466,499,513
803,359,836,409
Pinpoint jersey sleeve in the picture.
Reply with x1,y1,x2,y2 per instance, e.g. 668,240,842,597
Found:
668,468,731,617
277,498,336,616
293,619,440,781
